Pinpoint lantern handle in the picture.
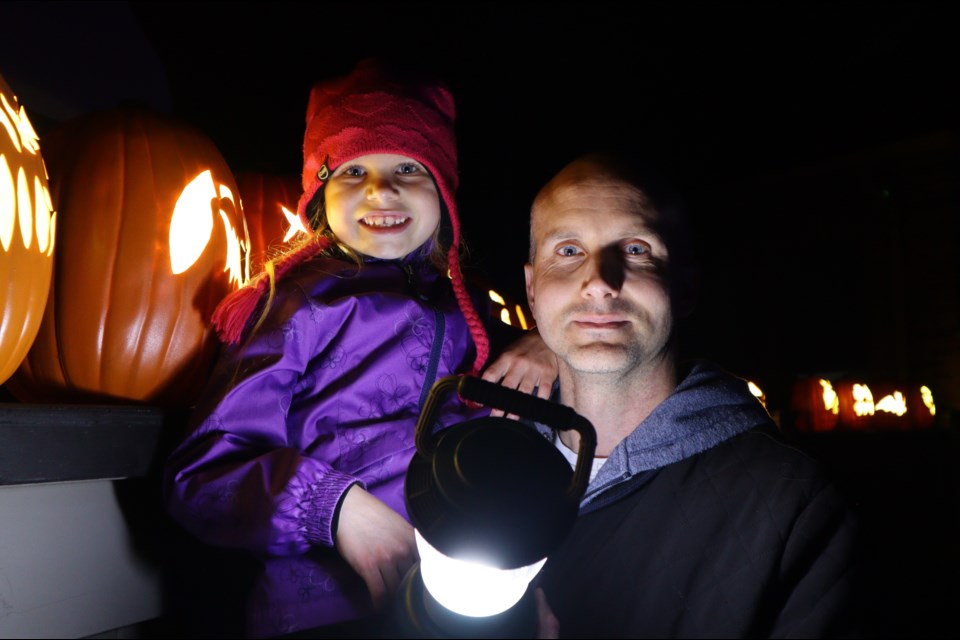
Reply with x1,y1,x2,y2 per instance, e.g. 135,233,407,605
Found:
414,374,597,502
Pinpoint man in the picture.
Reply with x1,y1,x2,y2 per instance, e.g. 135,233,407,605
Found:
521,152,869,638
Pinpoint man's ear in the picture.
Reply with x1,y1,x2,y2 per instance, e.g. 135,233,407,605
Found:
524,263,536,314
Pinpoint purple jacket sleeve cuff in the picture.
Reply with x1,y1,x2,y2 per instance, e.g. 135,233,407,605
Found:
301,471,364,547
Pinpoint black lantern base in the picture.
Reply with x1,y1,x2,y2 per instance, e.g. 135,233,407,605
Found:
382,563,537,639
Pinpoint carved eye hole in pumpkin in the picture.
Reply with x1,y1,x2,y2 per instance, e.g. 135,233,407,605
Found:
851,383,876,418
0,74,56,386
919,385,936,417
788,376,840,433
874,389,907,417
169,169,248,288
281,205,308,242
0,91,56,256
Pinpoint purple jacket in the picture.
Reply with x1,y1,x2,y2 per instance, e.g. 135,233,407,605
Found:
162,249,486,637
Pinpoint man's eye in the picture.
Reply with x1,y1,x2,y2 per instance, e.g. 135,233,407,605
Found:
557,245,581,257
625,243,648,256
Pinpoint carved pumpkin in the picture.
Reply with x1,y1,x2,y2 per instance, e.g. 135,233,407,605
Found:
869,380,910,431
788,376,840,433
835,378,875,431
6,107,249,406
0,72,56,386
235,171,304,276
908,383,936,430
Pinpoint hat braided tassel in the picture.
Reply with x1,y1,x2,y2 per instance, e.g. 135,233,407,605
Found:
448,245,490,376
211,236,333,345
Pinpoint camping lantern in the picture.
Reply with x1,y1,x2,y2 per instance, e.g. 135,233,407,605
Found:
388,375,595,638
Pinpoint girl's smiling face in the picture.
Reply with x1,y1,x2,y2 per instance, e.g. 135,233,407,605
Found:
324,153,441,259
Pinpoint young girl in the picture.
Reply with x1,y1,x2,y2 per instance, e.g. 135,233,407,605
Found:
162,58,555,638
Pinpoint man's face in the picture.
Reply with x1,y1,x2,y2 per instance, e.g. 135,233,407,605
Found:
525,173,675,377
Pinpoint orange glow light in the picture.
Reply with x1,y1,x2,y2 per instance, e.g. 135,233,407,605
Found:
819,379,839,414
852,383,876,417
169,169,247,288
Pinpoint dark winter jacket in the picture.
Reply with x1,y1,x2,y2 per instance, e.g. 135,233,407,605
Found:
534,360,867,638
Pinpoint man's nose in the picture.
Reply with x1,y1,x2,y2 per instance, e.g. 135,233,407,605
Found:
581,247,624,298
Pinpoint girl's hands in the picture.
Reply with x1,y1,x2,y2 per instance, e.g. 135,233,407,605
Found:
335,485,418,611
535,587,560,639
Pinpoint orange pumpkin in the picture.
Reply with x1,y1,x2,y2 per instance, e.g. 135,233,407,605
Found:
869,380,910,431
0,72,56,386
235,171,303,276
6,107,249,406
788,376,840,433
835,378,875,431
908,383,936,430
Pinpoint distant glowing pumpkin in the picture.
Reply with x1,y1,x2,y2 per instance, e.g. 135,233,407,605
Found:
487,289,530,330
234,171,304,276
789,376,840,433
869,380,909,431
909,384,936,430
6,107,249,406
0,72,56,386
836,379,875,431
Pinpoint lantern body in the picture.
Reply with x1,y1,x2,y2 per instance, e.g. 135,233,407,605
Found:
235,171,303,276
788,376,840,433
6,108,248,406
0,73,56,386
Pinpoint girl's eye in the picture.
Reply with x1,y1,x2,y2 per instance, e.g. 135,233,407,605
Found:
342,166,365,177
397,163,420,175
557,244,581,257
624,242,649,256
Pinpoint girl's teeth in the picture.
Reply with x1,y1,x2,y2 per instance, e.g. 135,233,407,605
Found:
364,216,407,227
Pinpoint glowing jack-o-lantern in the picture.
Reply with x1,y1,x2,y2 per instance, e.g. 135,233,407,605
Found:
871,381,937,431
909,384,936,430
792,375,939,432
836,379,875,431
789,376,840,433
869,381,909,431
745,379,767,409
488,289,530,330
6,107,249,407
0,72,56,386
234,171,305,276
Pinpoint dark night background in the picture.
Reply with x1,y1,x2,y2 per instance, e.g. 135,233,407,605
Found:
2,0,957,414
1,1,958,636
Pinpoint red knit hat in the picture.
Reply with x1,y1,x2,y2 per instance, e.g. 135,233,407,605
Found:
212,58,489,374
